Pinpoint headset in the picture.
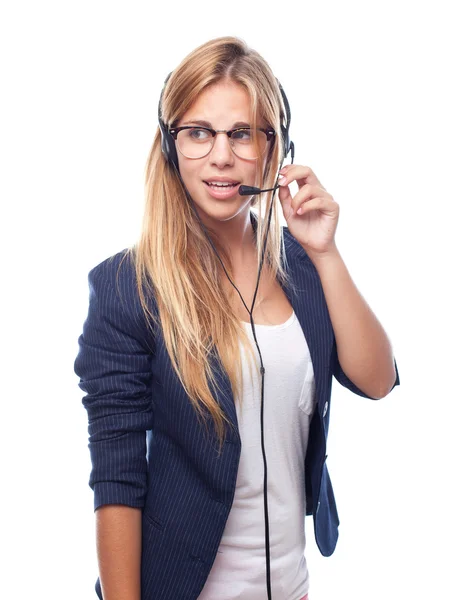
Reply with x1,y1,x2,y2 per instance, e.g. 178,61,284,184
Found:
158,69,295,600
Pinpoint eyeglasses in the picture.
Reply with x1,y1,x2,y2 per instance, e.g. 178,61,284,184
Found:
169,126,276,160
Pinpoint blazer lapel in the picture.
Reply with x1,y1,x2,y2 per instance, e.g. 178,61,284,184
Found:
280,231,333,410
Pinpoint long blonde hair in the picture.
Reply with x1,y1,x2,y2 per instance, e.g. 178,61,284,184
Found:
121,36,295,452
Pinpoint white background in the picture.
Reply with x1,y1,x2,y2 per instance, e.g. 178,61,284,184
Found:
1,1,469,598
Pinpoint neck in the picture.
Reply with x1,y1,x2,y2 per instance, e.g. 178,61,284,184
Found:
197,209,259,270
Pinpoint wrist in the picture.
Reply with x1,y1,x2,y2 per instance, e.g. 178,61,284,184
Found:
302,242,340,266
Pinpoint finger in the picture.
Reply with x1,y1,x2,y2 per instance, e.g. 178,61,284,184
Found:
278,182,299,221
296,195,337,215
290,184,330,213
278,179,293,206
279,165,322,188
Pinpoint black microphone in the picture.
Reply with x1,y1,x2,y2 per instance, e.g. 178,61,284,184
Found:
239,184,281,195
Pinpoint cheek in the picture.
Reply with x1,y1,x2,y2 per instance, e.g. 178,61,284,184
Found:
179,164,199,189
246,163,261,182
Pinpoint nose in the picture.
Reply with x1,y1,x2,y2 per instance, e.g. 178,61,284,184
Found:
209,132,235,167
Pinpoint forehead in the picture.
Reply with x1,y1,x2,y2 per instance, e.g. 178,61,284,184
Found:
180,81,252,126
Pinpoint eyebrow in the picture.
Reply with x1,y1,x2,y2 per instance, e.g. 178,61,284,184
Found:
180,119,251,128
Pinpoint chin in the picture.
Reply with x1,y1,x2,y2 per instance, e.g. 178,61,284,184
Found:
195,197,249,223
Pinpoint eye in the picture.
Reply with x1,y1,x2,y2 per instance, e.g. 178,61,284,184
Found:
232,128,252,141
188,128,211,141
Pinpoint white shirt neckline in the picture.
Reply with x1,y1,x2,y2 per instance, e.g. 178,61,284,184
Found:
240,310,296,331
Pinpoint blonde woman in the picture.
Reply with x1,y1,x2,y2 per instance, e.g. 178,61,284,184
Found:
74,36,400,600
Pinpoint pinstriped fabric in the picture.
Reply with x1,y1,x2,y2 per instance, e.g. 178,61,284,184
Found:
74,220,400,600
74,255,154,511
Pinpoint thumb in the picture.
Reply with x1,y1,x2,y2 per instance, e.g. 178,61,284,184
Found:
278,182,293,218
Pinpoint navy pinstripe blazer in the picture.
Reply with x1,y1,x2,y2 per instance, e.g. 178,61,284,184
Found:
74,216,400,600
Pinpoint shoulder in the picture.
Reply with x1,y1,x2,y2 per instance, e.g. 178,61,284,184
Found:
88,247,135,290
86,248,156,346
87,248,147,312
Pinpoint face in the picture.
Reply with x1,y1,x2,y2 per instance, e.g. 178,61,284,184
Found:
175,80,269,229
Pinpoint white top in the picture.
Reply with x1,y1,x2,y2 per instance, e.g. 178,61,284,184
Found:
198,310,316,600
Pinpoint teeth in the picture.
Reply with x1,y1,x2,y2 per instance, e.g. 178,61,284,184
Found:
207,182,237,187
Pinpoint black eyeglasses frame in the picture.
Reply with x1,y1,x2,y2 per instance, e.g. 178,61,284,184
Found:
168,126,276,159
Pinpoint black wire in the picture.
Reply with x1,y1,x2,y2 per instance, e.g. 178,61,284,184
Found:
174,159,286,600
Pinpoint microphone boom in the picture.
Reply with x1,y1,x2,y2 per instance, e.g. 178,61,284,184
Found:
238,184,280,195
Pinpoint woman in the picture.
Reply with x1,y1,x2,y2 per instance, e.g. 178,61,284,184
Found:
74,36,400,600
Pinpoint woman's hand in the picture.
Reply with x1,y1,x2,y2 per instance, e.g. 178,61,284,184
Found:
277,164,340,257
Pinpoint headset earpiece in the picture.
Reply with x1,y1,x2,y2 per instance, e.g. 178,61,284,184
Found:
158,71,180,170
277,82,292,161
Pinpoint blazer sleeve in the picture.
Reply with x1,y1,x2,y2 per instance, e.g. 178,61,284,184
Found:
331,338,400,399
74,258,154,512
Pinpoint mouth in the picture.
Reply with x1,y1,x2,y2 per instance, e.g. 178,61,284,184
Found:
203,180,241,199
